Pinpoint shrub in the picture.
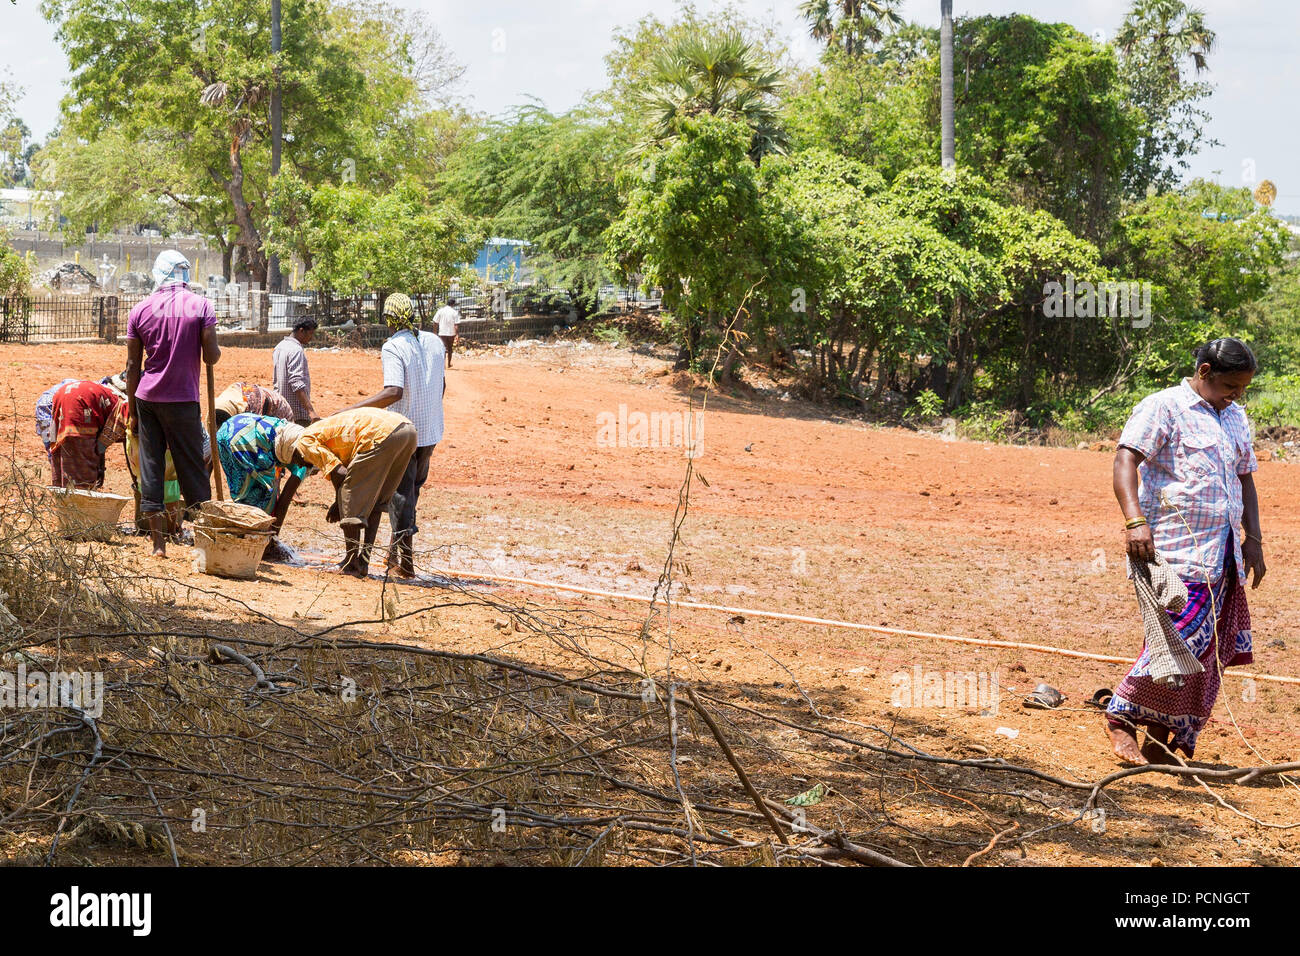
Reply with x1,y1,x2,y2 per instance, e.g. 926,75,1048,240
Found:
0,233,31,298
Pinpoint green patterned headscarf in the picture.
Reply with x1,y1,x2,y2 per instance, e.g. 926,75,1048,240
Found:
383,292,416,331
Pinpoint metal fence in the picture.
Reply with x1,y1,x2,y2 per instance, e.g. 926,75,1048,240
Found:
0,285,646,345
264,290,508,332
0,291,275,342
0,294,144,343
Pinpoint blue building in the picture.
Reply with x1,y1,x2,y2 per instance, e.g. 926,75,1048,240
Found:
473,238,531,282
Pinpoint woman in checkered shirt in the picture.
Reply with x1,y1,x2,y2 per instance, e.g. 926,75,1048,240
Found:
1106,338,1266,765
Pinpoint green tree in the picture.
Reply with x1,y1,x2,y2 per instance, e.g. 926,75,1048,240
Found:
1109,181,1288,320
1243,257,1300,377
0,118,30,187
949,15,1140,241
441,105,621,320
37,130,219,243
786,15,1140,241
759,150,980,403
883,166,1105,410
0,71,17,126
797,0,902,58
328,1,472,190
40,0,461,282
1114,0,1218,198
268,177,482,299
0,229,31,297
1092,180,1290,409
783,39,935,181
602,2,789,112
606,116,769,372
633,29,788,161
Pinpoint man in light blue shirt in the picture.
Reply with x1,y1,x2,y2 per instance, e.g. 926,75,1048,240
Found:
339,292,445,577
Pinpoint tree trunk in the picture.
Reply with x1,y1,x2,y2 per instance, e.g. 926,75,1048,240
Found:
940,0,955,169
928,358,949,399
267,0,284,294
219,235,233,282
1018,303,1037,409
720,345,743,385
233,243,250,285
222,139,268,286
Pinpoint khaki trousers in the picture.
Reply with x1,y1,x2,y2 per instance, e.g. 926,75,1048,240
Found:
336,423,418,530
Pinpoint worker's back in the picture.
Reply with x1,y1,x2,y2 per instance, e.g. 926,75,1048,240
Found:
127,283,215,404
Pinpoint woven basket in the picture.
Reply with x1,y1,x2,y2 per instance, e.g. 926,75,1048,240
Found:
48,488,130,543
194,528,269,579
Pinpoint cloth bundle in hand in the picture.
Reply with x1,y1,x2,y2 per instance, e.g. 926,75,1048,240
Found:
1127,551,1202,688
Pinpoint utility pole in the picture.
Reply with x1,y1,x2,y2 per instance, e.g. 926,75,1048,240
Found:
940,0,955,170
268,0,284,293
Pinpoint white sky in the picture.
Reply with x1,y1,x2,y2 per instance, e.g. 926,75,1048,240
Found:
3,0,1297,213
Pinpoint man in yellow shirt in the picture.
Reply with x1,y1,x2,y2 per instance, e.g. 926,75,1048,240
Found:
286,408,418,578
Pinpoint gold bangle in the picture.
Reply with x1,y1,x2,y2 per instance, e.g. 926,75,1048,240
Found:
1124,517,1147,530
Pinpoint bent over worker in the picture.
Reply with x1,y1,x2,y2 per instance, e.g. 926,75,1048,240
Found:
216,415,312,558
214,381,295,427
47,380,129,489
35,378,78,461
287,408,417,578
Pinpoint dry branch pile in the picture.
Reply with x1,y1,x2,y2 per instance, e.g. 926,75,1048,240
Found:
0,460,824,865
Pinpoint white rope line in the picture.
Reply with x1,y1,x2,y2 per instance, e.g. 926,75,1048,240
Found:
436,567,1300,687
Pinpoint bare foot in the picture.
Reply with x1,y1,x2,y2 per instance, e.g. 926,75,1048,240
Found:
324,563,367,579
1141,729,1179,765
1107,724,1146,765
149,523,168,558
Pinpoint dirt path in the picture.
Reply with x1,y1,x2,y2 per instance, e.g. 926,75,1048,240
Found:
5,340,1297,864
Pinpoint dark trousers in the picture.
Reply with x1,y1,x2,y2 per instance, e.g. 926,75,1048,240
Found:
387,444,434,567
136,399,211,515
439,334,455,365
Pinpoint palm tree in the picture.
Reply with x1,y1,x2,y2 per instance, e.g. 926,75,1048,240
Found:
1114,0,1215,77
940,0,954,169
798,0,903,58
1114,0,1216,196
635,30,788,162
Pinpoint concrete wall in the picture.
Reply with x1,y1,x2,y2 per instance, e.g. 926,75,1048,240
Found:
8,231,224,285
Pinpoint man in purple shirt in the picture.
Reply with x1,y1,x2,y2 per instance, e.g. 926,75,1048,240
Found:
126,250,221,556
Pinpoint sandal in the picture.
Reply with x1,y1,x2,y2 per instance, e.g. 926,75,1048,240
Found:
1022,683,1065,710
1085,688,1113,710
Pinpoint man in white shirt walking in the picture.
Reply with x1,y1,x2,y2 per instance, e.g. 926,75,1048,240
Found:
338,292,445,577
434,296,461,368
